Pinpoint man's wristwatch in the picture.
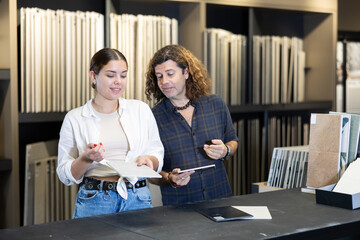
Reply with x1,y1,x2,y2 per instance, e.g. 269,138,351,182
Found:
220,144,231,161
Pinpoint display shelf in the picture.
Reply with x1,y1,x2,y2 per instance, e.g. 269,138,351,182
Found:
0,158,12,171
229,101,332,114
19,112,67,123
17,101,332,123
0,69,10,80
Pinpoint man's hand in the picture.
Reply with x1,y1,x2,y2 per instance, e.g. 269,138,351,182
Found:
203,139,227,160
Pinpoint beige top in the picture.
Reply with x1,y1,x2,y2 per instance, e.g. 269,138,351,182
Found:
85,106,129,177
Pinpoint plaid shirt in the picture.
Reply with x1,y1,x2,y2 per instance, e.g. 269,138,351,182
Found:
152,94,238,205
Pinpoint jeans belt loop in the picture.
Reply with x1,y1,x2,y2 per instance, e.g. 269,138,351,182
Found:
99,180,103,192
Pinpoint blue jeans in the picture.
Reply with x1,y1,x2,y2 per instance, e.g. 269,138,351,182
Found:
72,179,152,219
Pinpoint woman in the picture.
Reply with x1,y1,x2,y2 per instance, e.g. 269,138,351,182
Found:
145,45,238,205
57,48,164,218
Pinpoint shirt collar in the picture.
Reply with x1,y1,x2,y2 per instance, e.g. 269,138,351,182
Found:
163,98,176,112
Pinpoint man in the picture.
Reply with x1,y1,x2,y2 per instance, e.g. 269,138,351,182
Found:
146,45,238,205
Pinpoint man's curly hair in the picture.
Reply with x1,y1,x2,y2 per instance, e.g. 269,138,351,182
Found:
145,45,212,102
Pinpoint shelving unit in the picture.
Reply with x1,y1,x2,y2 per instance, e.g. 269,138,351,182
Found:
198,0,336,194
1,0,337,228
14,0,106,228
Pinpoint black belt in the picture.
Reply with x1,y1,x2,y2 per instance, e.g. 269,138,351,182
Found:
82,177,146,191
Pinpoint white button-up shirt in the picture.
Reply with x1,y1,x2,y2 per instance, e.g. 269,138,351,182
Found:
57,98,164,198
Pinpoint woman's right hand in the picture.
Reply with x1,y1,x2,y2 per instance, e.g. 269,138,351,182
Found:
71,142,106,181
83,142,105,163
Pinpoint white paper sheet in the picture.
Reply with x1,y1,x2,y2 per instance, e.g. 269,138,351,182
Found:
333,159,360,194
232,206,272,219
101,160,162,178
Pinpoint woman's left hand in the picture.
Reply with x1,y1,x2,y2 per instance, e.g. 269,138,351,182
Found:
203,139,227,160
137,155,155,170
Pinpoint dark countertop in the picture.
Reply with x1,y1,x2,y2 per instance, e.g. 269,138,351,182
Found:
1,188,360,240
